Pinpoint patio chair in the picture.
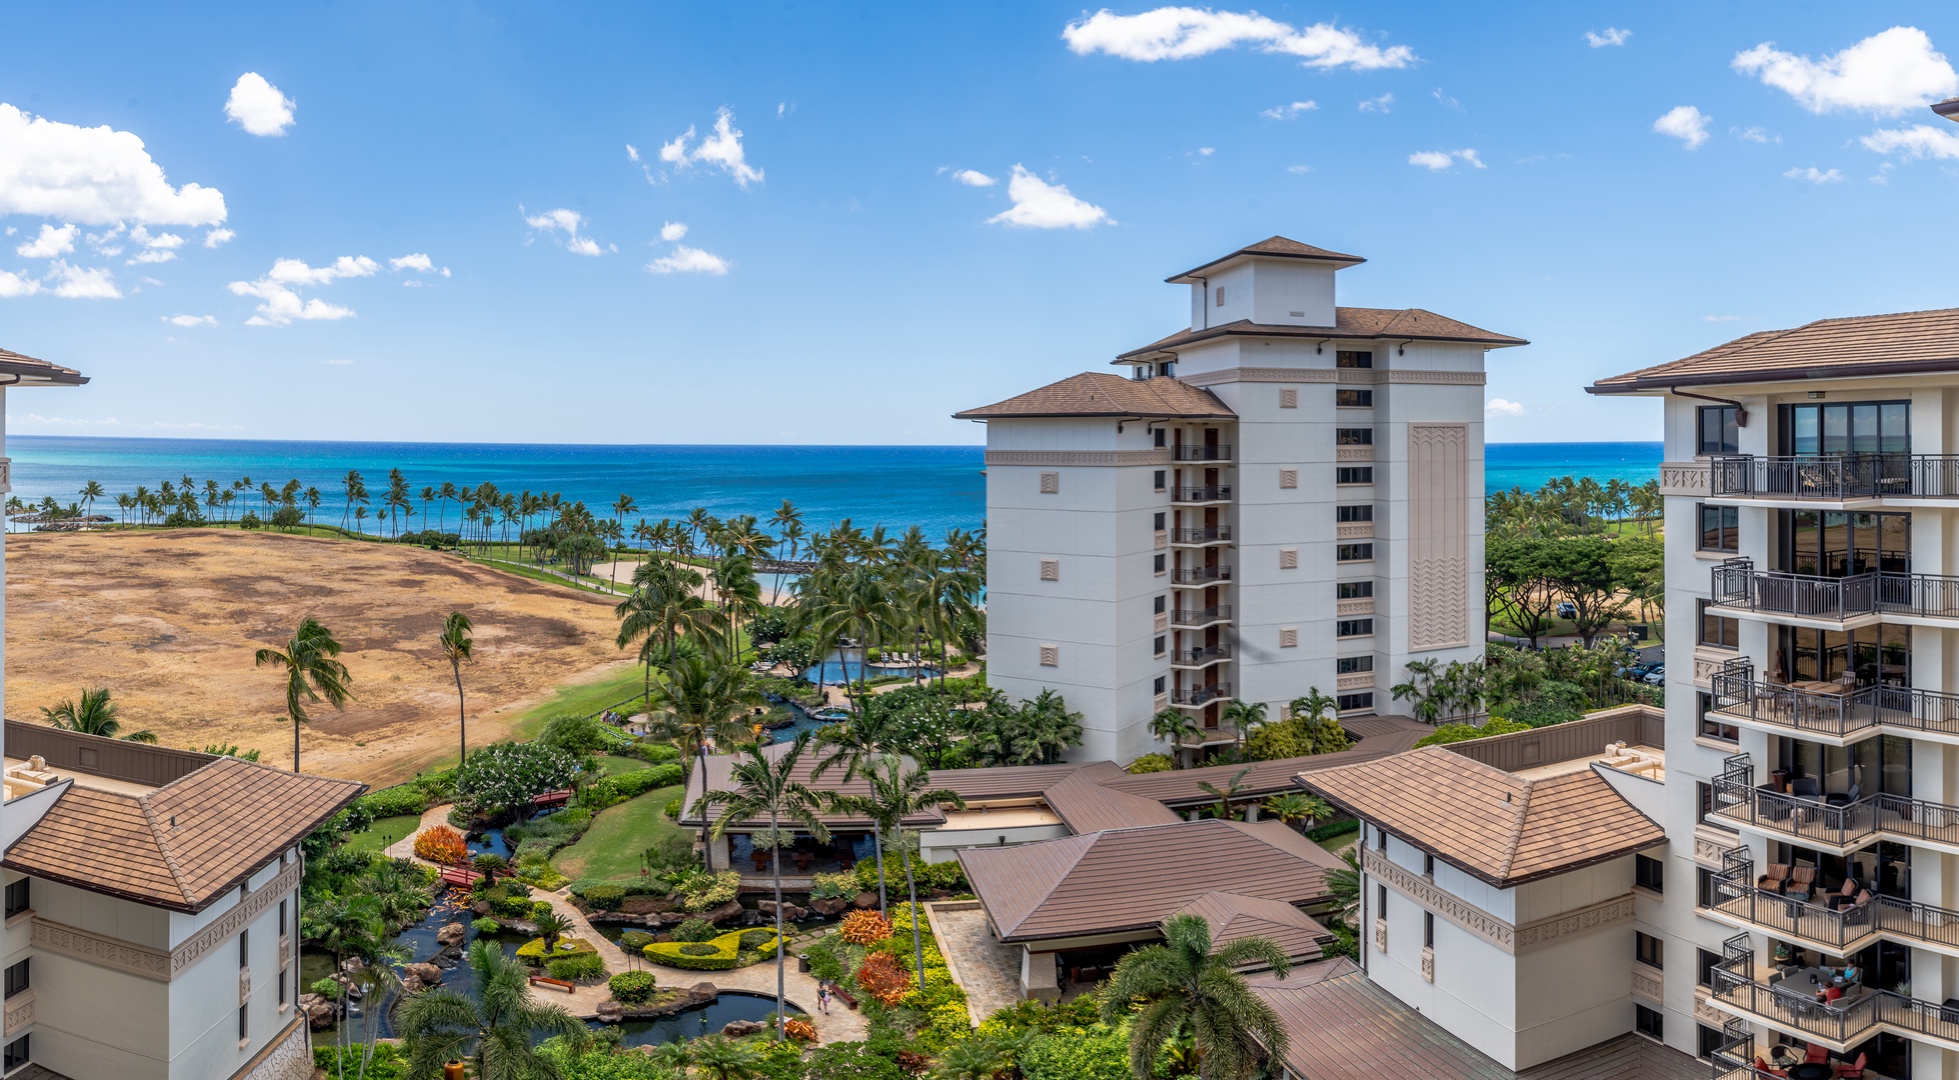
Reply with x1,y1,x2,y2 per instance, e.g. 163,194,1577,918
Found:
1805,1044,1830,1064
1762,864,1793,893
1787,866,1819,902
1835,1052,1868,1078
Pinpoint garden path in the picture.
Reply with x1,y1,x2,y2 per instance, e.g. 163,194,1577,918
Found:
382,804,456,863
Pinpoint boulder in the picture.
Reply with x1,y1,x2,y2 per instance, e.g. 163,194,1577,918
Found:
810,897,850,917
299,995,336,1031
405,963,443,987
853,891,879,910
757,900,807,921
435,921,467,947
699,899,744,925
596,1000,624,1023
399,974,426,995
340,957,366,974
507,920,540,936
721,1019,768,1038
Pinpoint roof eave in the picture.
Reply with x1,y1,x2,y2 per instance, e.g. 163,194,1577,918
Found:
1115,323,1528,361
1591,355,1959,396
1165,250,1366,284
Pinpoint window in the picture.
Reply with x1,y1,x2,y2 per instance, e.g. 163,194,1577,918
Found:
279,899,287,938
1636,854,1664,893
1157,361,1175,378
1697,1024,1728,1060
1376,884,1388,912
1336,388,1373,407
1698,601,1739,649
1154,595,1167,614
1376,828,1388,852
1336,467,1374,485
1422,853,1435,876
1153,511,1166,530
239,1002,249,1042
1337,543,1374,562
1783,400,1909,456
1697,782,1716,825
1698,692,1739,742
240,929,250,969
1697,868,1717,909
1337,581,1374,599
1337,350,1373,369
1337,619,1374,638
1337,656,1374,674
1153,637,1165,658
1338,691,1374,711
1697,405,1740,455
3,880,25,919
1153,470,1166,491
3,1036,26,1071
1698,504,1739,553
1423,911,1435,948
1215,286,1225,307
1154,676,1166,694
1153,429,1166,448
1154,554,1166,575
3,961,25,999
1635,1004,1664,1041
1636,931,1664,969
1336,428,1374,446
1336,505,1374,522
1697,948,1721,988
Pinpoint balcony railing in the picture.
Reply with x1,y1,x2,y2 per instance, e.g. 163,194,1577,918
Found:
1172,444,1232,462
1703,831,1959,953
1170,684,1231,706
1713,750,1959,852
1171,565,1232,585
1170,526,1231,544
1170,485,1232,503
1710,453,1959,501
1711,558,1959,623
1709,659,1959,741
1169,644,1232,666
1712,933,1959,1051
1171,605,1232,627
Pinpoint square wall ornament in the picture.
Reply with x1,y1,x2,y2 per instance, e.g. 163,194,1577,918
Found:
1039,644,1059,667
1039,559,1059,581
1278,548,1298,569
1039,471,1060,494
1279,388,1298,409
1279,627,1298,648
1278,468,1298,490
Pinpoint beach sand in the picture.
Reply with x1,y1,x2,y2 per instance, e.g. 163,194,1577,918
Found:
5,529,633,786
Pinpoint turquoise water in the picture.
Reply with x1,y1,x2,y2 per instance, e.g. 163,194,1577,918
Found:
5,436,1661,536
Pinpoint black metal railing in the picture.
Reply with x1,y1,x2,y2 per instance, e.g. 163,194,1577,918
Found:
1172,444,1232,462
1169,644,1232,665
1709,658,1959,740
1170,485,1232,502
1170,684,1231,706
1712,751,1959,868
1171,605,1232,626
1710,558,1959,623
1170,526,1231,544
1171,565,1232,585
1709,453,1959,500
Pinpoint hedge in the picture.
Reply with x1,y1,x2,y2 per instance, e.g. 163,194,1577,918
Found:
580,884,625,910
547,952,606,981
609,970,657,1004
643,928,781,971
516,936,597,962
1304,819,1360,842
577,763,684,810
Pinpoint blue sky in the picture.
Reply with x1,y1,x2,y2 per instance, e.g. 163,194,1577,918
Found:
0,2,1955,446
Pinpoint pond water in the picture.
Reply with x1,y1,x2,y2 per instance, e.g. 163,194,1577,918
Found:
610,991,801,1047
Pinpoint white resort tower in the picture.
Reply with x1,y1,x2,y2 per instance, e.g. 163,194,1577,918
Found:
956,237,1526,764
1590,308,1959,1079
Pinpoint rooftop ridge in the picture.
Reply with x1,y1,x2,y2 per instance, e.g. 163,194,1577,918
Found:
135,791,196,907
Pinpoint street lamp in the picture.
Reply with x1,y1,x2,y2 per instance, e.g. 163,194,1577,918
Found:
1936,97,1959,123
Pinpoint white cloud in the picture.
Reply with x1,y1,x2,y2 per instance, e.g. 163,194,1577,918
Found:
390,252,449,276
950,168,997,186
1784,166,1844,184
1485,398,1526,417
985,165,1113,229
48,261,119,299
1653,105,1711,148
266,255,378,286
132,227,183,250
1061,8,1414,70
229,255,374,325
1585,27,1631,48
1703,315,1747,322
522,206,614,255
659,108,764,187
1194,146,1215,156
203,227,234,248
8,412,241,431
0,104,226,225
1358,93,1394,113
322,358,354,366
127,249,176,265
1861,124,1959,160
659,221,688,242
1734,28,1957,116
16,223,75,258
1733,126,1780,143
1408,149,1484,171
0,270,40,297
164,314,216,327
646,244,730,275
1432,87,1461,110
1261,100,1318,119
1286,164,1312,173
224,73,296,136
626,144,641,163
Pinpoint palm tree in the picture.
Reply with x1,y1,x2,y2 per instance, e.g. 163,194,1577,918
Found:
396,938,583,1080
78,480,103,517
1221,699,1268,756
616,557,710,711
439,611,474,765
1102,913,1291,1080
1150,707,1201,767
689,1035,762,1080
691,731,831,1041
1260,792,1333,832
255,617,354,772
933,1034,1022,1080
648,646,761,848
828,755,965,981
1196,765,1252,821
1323,847,1361,927
531,910,573,953
811,710,905,911
40,687,155,742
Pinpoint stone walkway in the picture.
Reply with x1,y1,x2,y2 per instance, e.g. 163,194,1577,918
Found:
382,804,455,862
928,903,1020,1025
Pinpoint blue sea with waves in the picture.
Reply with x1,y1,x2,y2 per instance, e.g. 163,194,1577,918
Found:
4,436,1661,537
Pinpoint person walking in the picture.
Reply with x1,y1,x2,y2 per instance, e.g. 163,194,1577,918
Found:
817,982,831,1014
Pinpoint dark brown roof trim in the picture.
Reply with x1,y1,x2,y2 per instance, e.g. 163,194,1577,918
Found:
1115,319,1527,361
1589,354,1959,395
0,349,89,385
1167,241,1366,283
1319,796,1667,889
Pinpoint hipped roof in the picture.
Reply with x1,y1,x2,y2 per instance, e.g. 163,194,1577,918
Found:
680,741,947,831
0,347,88,386
953,371,1235,421
1173,890,1333,963
1166,235,1366,282
1590,307,1959,394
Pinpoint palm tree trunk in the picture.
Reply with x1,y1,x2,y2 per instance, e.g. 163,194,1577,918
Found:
903,842,923,988
294,713,302,773
771,809,786,1041
453,661,467,765
872,823,888,912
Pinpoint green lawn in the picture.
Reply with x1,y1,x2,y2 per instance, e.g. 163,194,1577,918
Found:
341,814,423,855
508,665,654,739
551,786,688,883
594,753,651,777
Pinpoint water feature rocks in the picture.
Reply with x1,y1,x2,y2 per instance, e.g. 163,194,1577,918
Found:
340,957,367,974
756,900,806,921
405,963,443,988
853,891,879,909
810,897,850,917
435,921,467,947
299,993,336,1031
721,1019,768,1038
699,899,743,925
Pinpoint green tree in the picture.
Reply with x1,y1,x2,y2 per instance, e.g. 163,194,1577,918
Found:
688,1035,762,1080
1260,792,1332,832
1149,707,1201,768
454,741,583,817
255,616,354,772
1220,699,1268,756
40,686,155,742
1414,718,1535,747
1323,847,1361,926
1195,765,1252,821
828,755,965,980
439,611,474,765
396,938,583,1080
1101,913,1290,1080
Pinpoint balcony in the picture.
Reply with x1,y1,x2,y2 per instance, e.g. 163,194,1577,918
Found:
1172,444,1232,462
1171,565,1232,586
1171,605,1232,628
1709,660,1959,743
1703,847,1959,955
1710,453,1959,503
1170,485,1232,504
1712,753,1959,855
1170,684,1231,707
1170,526,1231,546
1169,644,1232,668
1710,558,1959,626
1709,937,1959,1053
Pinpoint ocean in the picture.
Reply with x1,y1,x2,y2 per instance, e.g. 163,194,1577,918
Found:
4,436,1662,538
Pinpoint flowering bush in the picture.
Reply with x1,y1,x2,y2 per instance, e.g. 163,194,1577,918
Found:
855,952,912,1005
676,870,741,912
783,1017,818,1044
413,825,468,865
839,909,893,945
453,740,583,816
608,970,657,1004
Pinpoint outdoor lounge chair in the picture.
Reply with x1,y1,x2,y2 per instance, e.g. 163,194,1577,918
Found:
1835,1052,1868,1078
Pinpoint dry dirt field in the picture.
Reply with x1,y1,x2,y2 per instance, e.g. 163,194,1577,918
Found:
5,529,634,786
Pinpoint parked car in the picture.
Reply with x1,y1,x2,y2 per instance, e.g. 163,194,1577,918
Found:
1642,665,1666,685
1619,662,1659,680
1555,601,1577,619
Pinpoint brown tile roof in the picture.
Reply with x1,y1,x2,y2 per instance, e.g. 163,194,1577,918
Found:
0,347,88,385
957,818,1346,941
1173,890,1332,963
1166,235,1366,281
952,371,1235,420
1299,746,1664,888
1590,307,1959,393
3,757,362,912
1037,761,1182,833
1116,308,1528,361
932,762,1094,801
1102,713,1430,805
680,742,947,831
1249,969,1705,1079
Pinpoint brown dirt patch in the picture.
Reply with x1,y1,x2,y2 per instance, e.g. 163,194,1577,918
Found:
5,530,633,786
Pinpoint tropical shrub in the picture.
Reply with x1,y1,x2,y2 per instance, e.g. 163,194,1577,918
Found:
663,798,683,820
1414,718,1535,748
1125,753,1173,774
804,936,846,983
356,782,433,818
810,872,858,901
470,917,501,935
737,928,776,949
313,1044,405,1080
311,977,344,999
608,970,657,1004
581,884,625,910
852,858,966,893
799,1044,906,1080
1020,1023,1131,1080
678,944,718,956
854,952,912,1005
839,910,893,945
547,952,607,981
531,900,557,921
538,713,617,755
619,930,656,953
412,824,468,865
783,1017,817,1044
516,936,597,961
472,852,507,873
578,764,684,811
453,740,582,816
643,928,780,971
674,870,741,912
632,741,683,764
672,918,718,943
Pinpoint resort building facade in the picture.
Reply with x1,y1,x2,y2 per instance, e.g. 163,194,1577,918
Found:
956,237,1526,764
1588,307,1959,1079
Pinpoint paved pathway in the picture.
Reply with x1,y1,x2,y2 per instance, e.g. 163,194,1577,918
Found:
382,804,456,862
929,904,1020,1025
